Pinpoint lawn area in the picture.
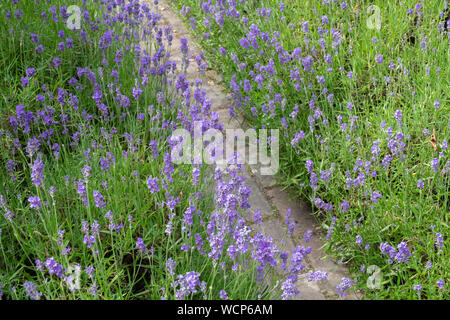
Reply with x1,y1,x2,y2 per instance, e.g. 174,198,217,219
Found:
168,0,449,299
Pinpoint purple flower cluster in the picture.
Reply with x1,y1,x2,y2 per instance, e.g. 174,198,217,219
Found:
146,175,160,194
93,190,105,209
306,270,328,282
44,257,65,278
336,277,352,297
28,196,42,210
24,281,42,300
173,271,202,300
380,241,412,264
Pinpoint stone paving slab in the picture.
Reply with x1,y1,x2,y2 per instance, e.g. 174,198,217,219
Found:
295,274,326,300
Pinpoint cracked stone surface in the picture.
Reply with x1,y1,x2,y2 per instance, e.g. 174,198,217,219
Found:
145,0,360,300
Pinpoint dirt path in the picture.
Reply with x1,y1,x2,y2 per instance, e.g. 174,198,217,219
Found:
146,0,359,300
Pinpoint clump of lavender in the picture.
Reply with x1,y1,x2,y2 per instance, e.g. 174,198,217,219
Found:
303,230,313,243
306,270,328,282
380,241,411,264
166,258,176,276
45,257,65,278
174,271,201,300
93,190,105,209
280,278,299,300
24,281,42,300
146,175,160,194
30,157,45,187
219,289,228,300
336,277,352,297
434,233,443,254
136,238,148,254
28,196,42,210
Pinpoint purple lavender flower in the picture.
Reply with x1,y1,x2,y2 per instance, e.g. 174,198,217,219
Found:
380,242,396,262
90,282,98,296
146,175,160,194
36,44,44,54
380,241,411,263
132,86,142,101
53,57,61,68
325,216,336,240
83,234,95,248
4,210,13,221
437,279,444,289
28,196,42,210
394,109,402,127
435,233,443,253
21,76,29,87
239,37,250,49
26,67,35,78
219,289,228,300
291,130,305,148
417,179,424,189
395,242,411,263
253,210,262,225
336,277,352,297
303,230,313,243
306,270,328,282
31,157,45,187
180,37,188,55
45,257,65,277
356,235,363,246
305,159,314,173
166,258,176,276
93,190,105,209
431,158,439,172
24,281,42,300
280,278,299,300
370,190,382,204
85,266,95,279
136,238,147,254
375,54,384,64
174,271,201,300
341,200,350,212
30,33,39,43
434,100,440,109
35,259,45,271
81,165,91,180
